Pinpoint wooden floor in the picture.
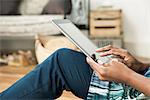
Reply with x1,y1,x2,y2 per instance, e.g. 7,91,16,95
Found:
0,65,81,100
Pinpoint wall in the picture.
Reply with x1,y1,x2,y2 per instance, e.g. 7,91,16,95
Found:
90,0,150,58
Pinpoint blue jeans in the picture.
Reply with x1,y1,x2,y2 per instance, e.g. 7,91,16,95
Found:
0,48,93,99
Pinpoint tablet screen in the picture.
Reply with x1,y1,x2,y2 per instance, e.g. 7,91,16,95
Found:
52,20,98,58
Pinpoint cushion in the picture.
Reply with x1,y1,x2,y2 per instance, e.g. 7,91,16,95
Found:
0,15,63,36
42,0,72,14
0,0,21,15
19,0,49,15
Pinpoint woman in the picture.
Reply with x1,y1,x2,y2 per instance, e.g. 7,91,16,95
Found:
87,45,150,99
0,45,150,99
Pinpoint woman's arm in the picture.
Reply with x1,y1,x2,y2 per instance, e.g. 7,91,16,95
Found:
86,58,150,96
127,69,150,96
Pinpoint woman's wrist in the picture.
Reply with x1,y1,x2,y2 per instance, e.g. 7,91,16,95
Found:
123,62,149,84
125,68,150,96
122,67,135,84
125,69,139,85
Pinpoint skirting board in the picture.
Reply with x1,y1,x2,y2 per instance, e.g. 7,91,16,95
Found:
0,36,35,52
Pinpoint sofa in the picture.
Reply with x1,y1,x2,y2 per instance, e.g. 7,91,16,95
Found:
0,15,64,52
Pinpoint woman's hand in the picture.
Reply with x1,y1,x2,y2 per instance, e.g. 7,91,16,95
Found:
96,45,148,73
86,57,150,95
86,57,133,83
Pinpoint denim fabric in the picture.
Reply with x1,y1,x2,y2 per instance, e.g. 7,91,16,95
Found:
0,48,92,100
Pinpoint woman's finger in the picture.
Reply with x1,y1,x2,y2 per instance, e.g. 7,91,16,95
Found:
100,49,127,59
111,58,126,65
86,57,104,73
95,45,113,52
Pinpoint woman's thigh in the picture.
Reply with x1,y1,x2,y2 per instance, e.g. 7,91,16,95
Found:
56,48,93,98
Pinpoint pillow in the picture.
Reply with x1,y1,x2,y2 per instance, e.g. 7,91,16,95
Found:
0,0,21,15
35,35,77,64
42,0,72,14
0,16,63,36
19,0,49,15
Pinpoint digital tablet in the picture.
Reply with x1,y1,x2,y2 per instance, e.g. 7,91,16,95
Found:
52,19,109,63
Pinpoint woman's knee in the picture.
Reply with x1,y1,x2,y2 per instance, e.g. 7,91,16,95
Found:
55,48,78,59
41,48,85,70
56,48,84,61
56,48,75,54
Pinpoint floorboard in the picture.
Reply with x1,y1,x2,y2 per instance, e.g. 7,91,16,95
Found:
0,65,81,100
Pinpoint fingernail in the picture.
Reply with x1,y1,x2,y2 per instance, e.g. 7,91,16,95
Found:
112,59,118,62
95,48,100,51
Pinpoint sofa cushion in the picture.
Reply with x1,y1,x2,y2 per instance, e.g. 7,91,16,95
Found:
0,0,21,15
19,0,49,15
42,0,72,14
0,15,63,36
